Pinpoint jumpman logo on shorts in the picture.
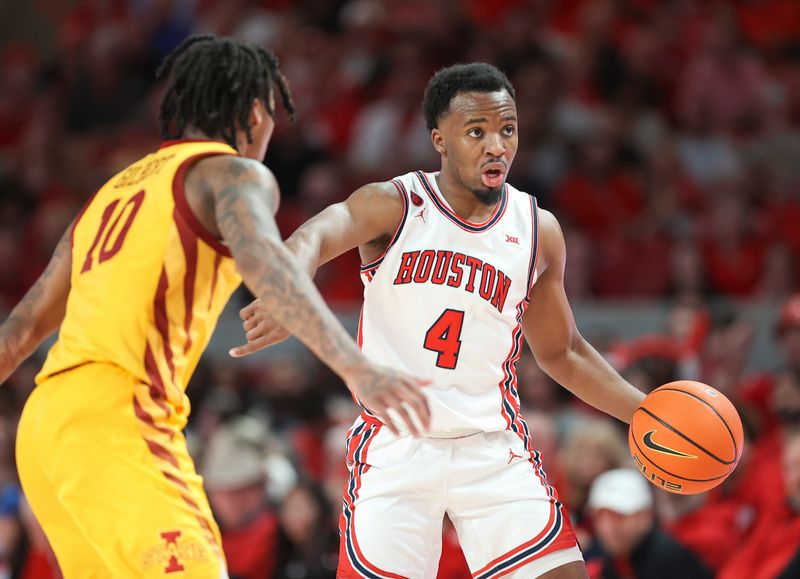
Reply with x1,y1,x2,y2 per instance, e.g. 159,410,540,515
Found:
507,448,524,464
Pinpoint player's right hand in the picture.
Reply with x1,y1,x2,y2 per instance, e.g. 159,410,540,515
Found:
344,363,431,437
228,299,290,357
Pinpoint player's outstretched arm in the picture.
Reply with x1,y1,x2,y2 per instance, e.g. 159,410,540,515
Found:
522,209,645,423
188,157,428,434
0,224,72,384
230,181,404,357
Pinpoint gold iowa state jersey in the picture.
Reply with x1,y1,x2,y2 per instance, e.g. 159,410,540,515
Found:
37,140,242,418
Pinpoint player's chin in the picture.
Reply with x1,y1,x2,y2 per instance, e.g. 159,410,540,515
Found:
471,184,504,206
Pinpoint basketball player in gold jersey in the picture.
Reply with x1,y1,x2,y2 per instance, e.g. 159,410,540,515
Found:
0,36,429,578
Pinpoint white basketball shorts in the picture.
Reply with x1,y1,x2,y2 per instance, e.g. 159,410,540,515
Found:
336,416,582,578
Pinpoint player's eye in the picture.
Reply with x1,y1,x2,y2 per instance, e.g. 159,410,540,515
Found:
503,125,515,136
467,128,482,138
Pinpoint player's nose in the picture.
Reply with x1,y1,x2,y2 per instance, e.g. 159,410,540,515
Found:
483,133,505,157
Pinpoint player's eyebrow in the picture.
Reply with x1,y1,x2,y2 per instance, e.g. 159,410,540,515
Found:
462,117,487,127
462,113,517,127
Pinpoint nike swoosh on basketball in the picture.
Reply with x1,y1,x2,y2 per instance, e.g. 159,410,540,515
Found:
642,430,697,459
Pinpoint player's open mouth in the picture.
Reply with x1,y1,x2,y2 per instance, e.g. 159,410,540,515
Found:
481,163,506,188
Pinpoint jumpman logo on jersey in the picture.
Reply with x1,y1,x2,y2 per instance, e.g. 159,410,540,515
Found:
507,448,524,464
414,207,427,224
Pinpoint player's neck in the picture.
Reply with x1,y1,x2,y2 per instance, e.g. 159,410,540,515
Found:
435,169,500,223
181,128,226,144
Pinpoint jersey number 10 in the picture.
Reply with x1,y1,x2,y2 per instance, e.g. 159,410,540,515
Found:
81,190,146,274
424,309,465,370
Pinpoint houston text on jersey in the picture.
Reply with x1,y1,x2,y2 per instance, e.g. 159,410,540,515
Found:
392,249,511,312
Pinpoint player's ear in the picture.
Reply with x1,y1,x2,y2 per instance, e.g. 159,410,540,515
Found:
431,129,446,157
249,98,265,129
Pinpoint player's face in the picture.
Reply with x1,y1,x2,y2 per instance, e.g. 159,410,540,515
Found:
433,90,518,205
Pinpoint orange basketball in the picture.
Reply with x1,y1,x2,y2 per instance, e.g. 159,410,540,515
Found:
628,380,744,494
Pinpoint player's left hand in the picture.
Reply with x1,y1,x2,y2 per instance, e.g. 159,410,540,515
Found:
228,299,290,357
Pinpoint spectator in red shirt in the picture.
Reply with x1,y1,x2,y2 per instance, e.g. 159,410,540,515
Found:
739,367,800,516
203,423,279,579
700,190,766,298
554,125,645,243
717,431,800,579
657,490,746,572
739,293,800,434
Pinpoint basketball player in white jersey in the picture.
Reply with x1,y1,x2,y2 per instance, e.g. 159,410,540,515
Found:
231,63,646,578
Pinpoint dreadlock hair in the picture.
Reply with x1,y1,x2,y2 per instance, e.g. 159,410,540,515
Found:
422,63,515,131
157,35,296,149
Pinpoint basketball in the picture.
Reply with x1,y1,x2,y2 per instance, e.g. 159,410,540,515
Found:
628,380,744,495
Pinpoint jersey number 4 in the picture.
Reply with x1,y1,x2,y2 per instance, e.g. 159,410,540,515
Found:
81,190,145,273
424,309,465,370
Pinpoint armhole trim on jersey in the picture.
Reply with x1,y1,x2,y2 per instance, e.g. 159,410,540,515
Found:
172,152,234,258
525,196,540,301
359,179,409,273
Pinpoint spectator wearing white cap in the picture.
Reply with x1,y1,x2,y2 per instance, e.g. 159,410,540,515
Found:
583,469,712,579
203,421,281,579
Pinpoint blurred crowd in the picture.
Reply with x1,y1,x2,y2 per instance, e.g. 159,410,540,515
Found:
1,0,800,577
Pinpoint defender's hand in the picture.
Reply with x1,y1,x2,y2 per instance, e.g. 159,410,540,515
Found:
228,299,290,357
345,364,431,437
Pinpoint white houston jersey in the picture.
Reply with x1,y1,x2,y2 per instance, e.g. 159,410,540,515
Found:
358,170,539,437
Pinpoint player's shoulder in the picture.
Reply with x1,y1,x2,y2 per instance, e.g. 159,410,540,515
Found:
348,178,406,210
185,155,281,217
536,207,560,232
189,155,279,203
343,177,411,240
193,154,276,185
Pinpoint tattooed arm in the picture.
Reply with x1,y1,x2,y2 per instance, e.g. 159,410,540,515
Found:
0,225,72,384
185,155,429,434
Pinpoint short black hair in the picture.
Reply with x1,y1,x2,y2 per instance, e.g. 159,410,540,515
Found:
157,35,296,149
422,63,515,131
